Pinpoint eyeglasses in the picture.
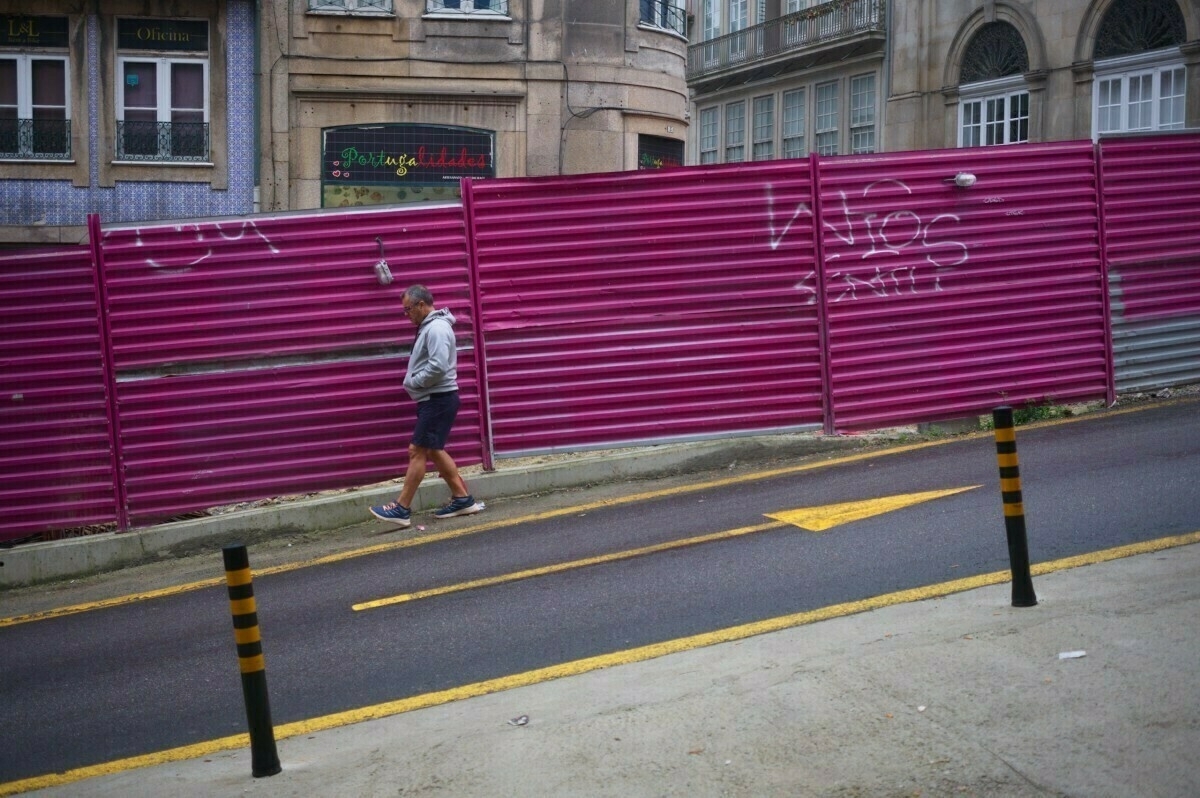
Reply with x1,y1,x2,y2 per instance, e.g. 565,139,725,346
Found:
402,302,422,316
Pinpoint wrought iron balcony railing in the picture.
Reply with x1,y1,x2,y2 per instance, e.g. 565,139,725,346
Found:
116,120,210,162
0,118,72,159
687,0,885,80
641,0,687,36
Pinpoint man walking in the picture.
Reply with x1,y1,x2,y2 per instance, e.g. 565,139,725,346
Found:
370,285,482,527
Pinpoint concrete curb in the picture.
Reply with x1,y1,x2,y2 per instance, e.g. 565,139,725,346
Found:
0,432,878,589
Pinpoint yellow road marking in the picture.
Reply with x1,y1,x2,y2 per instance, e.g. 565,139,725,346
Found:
0,439,955,628
358,487,979,610
767,486,980,531
353,520,787,611
2,395,1192,629
5,529,1197,798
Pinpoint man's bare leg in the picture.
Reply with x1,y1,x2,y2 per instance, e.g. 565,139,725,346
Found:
397,443,430,508
429,448,470,497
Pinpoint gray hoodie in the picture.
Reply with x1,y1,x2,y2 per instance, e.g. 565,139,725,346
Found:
403,307,458,402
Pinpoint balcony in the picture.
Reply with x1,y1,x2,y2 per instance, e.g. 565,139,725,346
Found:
116,120,210,162
687,0,886,93
0,118,72,160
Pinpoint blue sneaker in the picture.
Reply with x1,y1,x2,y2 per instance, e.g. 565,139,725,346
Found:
370,502,412,527
433,495,483,519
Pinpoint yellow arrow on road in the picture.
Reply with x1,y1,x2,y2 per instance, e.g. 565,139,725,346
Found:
766,486,981,532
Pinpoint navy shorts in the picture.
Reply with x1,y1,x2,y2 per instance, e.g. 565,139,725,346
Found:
412,391,460,450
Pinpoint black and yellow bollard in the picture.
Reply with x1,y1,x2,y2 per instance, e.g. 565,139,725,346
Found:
992,407,1038,607
223,544,282,777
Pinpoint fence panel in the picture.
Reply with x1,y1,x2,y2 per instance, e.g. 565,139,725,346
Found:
818,142,1111,431
1100,133,1200,393
465,161,826,455
0,247,118,540
97,205,481,527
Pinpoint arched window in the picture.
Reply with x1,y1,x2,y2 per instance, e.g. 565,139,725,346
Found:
1092,0,1188,138
961,22,1029,84
1094,0,1186,60
957,22,1030,147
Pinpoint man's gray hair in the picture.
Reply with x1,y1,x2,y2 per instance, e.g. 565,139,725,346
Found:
404,284,434,305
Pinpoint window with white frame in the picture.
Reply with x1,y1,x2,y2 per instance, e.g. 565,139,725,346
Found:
725,101,745,162
956,20,1029,148
782,88,805,158
1090,0,1186,139
752,95,774,161
115,19,210,162
815,81,838,155
728,0,748,61
0,53,70,159
1,16,71,160
958,77,1028,147
640,0,686,35
849,73,875,154
701,0,721,65
699,106,719,164
425,0,508,14
308,0,394,13
1093,56,1186,137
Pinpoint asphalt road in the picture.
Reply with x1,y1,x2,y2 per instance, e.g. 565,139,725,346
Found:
1,400,1197,785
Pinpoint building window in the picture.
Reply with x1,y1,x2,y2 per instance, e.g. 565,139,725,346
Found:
782,88,805,158
0,54,70,159
1094,62,1186,136
308,0,394,13
752,95,774,161
815,81,838,156
1093,0,1186,60
959,80,1028,146
640,0,686,36
425,0,509,14
960,22,1029,84
724,101,745,162
701,0,721,65
1090,0,1187,139
117,58,208,161
699,106,719,164
957,21,1029,148
1,16,71,161
115,19,210,162
849,73,875,154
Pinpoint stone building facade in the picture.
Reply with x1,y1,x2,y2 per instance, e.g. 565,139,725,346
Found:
0,1,689,247
259,1,690,212
686,0,1199,164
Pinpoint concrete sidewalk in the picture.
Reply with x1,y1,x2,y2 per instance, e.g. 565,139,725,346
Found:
20,539,1200,797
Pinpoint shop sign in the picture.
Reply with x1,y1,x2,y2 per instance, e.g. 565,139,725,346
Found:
638,134,684,170
1,16,69,48
117,18,209,52
322,124,495,207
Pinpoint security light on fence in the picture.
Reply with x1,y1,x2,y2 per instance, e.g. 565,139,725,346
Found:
949,172,977,188
374,236,393,285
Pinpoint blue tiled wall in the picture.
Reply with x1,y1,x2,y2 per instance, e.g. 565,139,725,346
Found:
0,1,256,228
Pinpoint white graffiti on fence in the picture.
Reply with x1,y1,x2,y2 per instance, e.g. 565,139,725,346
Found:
769,179,970,304
126,219,280,272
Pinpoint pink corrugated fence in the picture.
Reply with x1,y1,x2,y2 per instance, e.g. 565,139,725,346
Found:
1099,133,1200,392
464,160,826,453
818,142,1112,430
95,204,484,527
0,246,118,537
3,134,1199,540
